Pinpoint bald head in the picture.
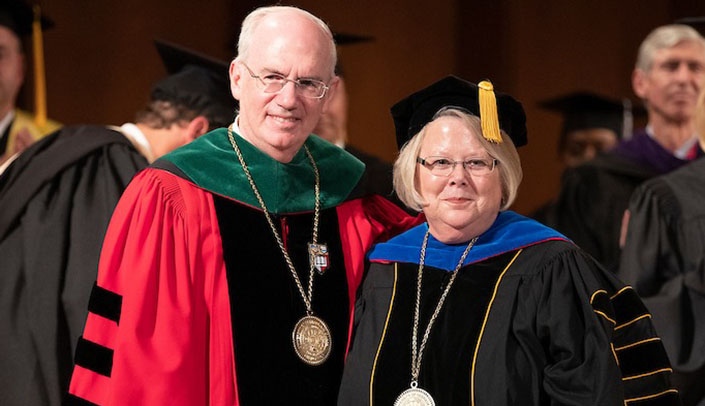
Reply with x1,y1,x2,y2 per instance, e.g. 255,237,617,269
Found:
236,6,337,78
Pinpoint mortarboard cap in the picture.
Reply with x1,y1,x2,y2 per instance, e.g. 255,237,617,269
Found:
0,0,53,38
391,75,527,150
332,32,374,76
675,16,705,35
153,39,236,129
333,32,375,46
539,91,642,139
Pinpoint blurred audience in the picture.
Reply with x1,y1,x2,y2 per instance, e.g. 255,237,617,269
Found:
618,86,705,406
548,24,705,271
0,1,60,170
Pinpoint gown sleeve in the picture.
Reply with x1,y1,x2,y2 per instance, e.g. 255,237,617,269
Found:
66,168,236,405
618,179,682,296
512,246,677,405
618,173,705,395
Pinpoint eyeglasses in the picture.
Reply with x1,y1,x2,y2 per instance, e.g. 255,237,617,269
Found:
417,156,499,177
242,62,330,99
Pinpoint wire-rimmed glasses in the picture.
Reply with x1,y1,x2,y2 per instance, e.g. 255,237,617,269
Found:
242,62,329,99
417,156,499,176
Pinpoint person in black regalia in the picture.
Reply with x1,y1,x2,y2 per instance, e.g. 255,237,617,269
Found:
0,0,61,170
548,24,705,271
0,40,235,406
618,87,705,406
531,91,643,225
337,76,679,405
313,33,403,207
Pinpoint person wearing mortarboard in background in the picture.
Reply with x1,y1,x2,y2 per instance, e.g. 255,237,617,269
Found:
547,24,705,272
618,51,705,406
0,0,60,171
0,39,235,406
337,75,678,405
531,91,644,225
313,32,407,210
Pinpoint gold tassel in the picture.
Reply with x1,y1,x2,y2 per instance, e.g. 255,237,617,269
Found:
32,4,47,129
478,80,503,143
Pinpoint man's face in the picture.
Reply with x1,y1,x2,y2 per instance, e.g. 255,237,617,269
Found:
0,26,24,114
561,128,618,168
633,40,705,124
230,12,337,163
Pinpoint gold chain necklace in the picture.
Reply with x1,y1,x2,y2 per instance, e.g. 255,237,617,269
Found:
227,127,332,366
395,230,478,406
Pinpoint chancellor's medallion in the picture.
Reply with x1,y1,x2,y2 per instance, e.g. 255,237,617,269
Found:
292,315,332,366
394,386,435,406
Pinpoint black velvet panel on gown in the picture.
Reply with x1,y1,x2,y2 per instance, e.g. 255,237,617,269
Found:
213,196,349,405
371,251,515,405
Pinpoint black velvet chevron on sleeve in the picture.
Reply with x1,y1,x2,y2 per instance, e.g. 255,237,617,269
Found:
73,337,113,377
87,282,122,324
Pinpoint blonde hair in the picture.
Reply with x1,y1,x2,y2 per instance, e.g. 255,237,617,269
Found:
393,107,522,212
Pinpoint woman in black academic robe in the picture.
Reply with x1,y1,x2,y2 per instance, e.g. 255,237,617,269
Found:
338,76,678,406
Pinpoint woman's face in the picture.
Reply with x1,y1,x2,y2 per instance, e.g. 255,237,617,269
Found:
416,115,502,244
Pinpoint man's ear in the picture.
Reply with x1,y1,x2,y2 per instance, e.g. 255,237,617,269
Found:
187,116,210,140
632,68,647,99
230,59,243,101
321,76,340,113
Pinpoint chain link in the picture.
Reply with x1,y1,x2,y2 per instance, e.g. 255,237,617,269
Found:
227,127,320,312
410,231,478,382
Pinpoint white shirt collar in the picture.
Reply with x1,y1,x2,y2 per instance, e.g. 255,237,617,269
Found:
0,110,16,137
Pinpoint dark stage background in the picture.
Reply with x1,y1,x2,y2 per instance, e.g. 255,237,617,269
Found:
22,0,705,214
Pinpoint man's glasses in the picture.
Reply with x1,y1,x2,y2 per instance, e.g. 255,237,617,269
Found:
417,156,499,177
242,62,329,99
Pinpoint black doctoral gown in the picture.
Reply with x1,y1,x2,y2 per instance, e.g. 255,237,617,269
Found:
0,126,147,406
619,158,705,406
339,212,678,406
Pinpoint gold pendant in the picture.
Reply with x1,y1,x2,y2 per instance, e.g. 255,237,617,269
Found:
308,243,329,275
394,387,435,406
292,315,332,366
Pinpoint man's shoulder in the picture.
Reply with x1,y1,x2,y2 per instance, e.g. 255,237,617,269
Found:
565,150,655,185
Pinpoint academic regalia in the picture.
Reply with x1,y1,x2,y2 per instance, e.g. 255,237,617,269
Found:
549,129,703,271
0,109,62,168
0,126,148,406
0,1,61,169
65,128,420,405
338,212,678,405
618,158,705,406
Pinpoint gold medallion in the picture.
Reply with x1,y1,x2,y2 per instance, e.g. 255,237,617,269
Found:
292,315,332,366
394,387,435,406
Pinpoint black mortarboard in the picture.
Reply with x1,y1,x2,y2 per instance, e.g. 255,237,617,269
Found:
332,32,374,76
391,75,527,150
153,39,236,128
675,16,705,35
333,32,375,46
539,92,637,138
0,0,53,38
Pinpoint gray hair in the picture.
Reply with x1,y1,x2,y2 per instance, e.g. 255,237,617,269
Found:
393,107,523,212
636,24,705,71
235,6,337,77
